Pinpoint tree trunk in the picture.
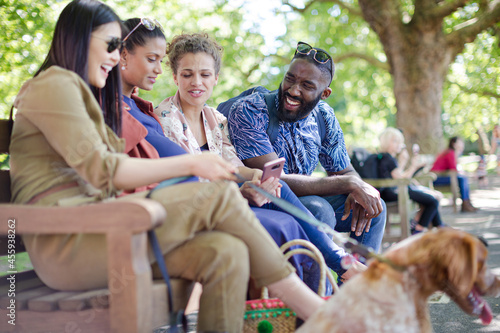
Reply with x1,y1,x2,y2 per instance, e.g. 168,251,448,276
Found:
356,0,500,153
392,28,454,154
358,0,455,153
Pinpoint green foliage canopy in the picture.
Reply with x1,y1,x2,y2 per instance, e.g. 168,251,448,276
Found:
0,0,64,114
1,0,498,152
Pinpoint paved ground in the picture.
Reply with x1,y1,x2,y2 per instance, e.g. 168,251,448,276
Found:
429,174,500,332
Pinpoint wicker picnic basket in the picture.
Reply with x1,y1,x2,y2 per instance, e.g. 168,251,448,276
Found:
243,239,338,333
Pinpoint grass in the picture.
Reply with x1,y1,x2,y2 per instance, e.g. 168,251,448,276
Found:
0,154,9,170
0,252,33,276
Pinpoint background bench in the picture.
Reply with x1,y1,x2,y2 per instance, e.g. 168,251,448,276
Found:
363,173,436,243
418,154,460,212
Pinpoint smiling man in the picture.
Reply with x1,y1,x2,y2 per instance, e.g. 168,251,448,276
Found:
225,42,387,268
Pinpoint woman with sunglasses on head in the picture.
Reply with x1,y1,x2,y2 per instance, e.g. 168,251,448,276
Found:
153,33,363,284
120,18,189,161
119,21,324,292
9,2,324,332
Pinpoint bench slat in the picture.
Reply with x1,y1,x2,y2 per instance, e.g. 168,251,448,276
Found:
0,307,110,332
58,288,109,311
0,286,54,310
0,119,10,154
28,291,80,312
0,278,194,331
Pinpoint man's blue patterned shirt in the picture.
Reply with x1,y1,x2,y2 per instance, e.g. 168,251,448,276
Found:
226,92,351,175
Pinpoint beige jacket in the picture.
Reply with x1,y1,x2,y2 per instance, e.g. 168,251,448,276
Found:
10,66,128,205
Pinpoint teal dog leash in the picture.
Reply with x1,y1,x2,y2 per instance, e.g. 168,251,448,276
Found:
232,173,404,271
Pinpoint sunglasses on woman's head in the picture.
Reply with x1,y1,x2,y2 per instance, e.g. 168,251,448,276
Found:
295,42,332,64
123,17,164,42
93,36,123,53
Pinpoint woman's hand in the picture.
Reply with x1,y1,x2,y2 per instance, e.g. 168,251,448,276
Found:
189,153,237,181
397,148,410,168
235,166,282,206
410,155,426,171
239,177,281,207
251,167,282,199
114,152,237,190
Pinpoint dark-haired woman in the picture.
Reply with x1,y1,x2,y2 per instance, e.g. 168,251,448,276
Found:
9,2,324,332
431,136,478,212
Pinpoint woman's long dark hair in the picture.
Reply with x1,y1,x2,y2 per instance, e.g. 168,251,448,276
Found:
448,136,460,150
35,0,123,134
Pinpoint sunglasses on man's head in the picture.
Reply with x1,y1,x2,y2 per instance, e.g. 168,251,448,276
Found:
295,42,332,64
123,17,164,43
93,36,123,53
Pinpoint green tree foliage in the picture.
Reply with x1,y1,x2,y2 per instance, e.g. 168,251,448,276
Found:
273,0,499,151
0,0,64,116
1,0,498,154
111,0,269,108
270,1,397,149
444,31,500,142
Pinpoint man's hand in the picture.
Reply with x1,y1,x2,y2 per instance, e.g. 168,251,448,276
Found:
342,179,383,236
350,178,383,217
342,195,374,236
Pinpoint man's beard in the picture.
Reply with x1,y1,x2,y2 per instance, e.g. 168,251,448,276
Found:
277,84,322,123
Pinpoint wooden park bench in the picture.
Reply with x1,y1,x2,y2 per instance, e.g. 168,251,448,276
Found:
0,118,194,333
417,154,460,213
362,177,412,242
426,170,460,212
351,148,437,243
363,173,438,243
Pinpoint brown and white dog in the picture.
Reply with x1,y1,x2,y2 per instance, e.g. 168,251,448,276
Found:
298,228,500,333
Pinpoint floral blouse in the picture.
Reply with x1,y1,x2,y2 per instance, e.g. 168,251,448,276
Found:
155,91,243,167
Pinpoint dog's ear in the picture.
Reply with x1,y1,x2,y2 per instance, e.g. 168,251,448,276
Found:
443,235,484,297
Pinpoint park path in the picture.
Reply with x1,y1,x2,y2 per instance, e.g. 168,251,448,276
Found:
431,174,500,333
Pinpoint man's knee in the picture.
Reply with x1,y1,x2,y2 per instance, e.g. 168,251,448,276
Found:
370,198,387,230
299,195,336,228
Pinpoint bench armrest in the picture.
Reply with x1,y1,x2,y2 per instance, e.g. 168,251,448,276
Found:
0,197,168,332
0,198,166,234
363,177,412,239
431,170,458,178
414,172,437,182
363,178,412,188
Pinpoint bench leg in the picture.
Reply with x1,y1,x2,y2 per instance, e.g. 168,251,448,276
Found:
398,184,411,240
107,232,153,333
